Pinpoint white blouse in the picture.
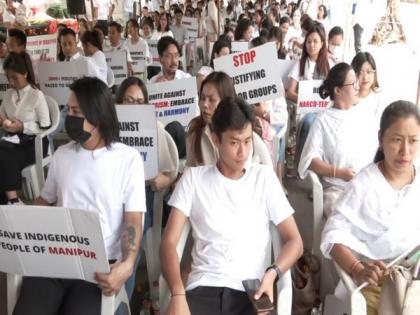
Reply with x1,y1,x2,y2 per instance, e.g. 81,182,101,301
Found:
0,84,50,135
321,162,420,260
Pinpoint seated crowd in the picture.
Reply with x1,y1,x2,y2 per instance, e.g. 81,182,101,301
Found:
0,1,417,315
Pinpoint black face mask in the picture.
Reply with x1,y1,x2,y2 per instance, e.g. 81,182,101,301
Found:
65,115,92,144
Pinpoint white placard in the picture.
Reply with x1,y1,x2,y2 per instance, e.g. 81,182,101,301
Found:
39,60,97,107
105,50,128,85
116,105,159,180
26,34,58,62
231,41,249,53
0,205,109,283
130,50,147,75
277,59,296,88
181,17,199,41
146,39,161,67
214,42,283,104
0,74,10,103
147,77,198,127
297,80,331,113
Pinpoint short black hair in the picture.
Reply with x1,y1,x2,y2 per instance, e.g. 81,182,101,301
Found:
211,96,255,140
250,36,266,48
174,7,183,15
0,32,6,44
116,77,149,104
60,27,77,38
69,77,119,147
157,36,181,57
94,22,108,36
8,28,27,48
109,21,123,33
81,30,103,51
328,26,344,41
142,16,155,30
3,51,36,87
279,16,290,25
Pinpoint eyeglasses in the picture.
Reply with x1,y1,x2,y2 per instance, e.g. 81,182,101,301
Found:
359,70,376,76
162,53,180,60
342,80,360,89
123,96,144,105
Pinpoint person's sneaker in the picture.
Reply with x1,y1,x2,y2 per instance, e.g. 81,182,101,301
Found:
7,198,24,205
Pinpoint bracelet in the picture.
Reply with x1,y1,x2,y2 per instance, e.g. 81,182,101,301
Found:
349,260,363,276
265,264,283,283
333,166,336,178
171,293,186,298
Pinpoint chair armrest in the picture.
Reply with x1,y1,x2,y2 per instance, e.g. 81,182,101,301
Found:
307,170,323,257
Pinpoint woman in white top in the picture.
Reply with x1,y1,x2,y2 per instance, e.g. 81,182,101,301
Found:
298,63,378,216
140,16,156,40
116,77,178,298
187,71,272,167
80,30,108,84
0,52,50,205
126,18,151,76
351,52,387,136
284,7,303,60
13,77,146,315
321,100,420,315
234,18,254,42
153,13,174,40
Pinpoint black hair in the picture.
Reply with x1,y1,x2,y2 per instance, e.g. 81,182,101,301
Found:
174,7,183,15
81,30,102,51
280,16,290,25
234,18,253,41
374,100,420,162
8,28,27,48
250,36,266,48
328,26,344,41
261,17,274,31
318,4,328,19
351,51,379,89
127,18,140,30
3,51,36,88
211,96,255,140
69,77,119,147
109,21,123,33
93,22,108,37
116,77,149,104
0,32,6,44
60,27,77,38
158,13,171,32
319,62,352,100
157,36,181,57
210,38,231,68
259,28,269,40
142,16,155,31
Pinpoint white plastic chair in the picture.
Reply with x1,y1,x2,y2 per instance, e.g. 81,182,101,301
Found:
21,95,60,200
253,131,274,167
158,221,293,314
272,120,288,168
323,245,420,315
143,130,179,309
6,273,131,315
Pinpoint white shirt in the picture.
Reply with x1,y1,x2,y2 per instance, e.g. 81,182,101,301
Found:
169,163,293,291
67,52,106,84
298,106,378,189
206,0,218,34
83,0,99,21
151,30,174,41
97,0,112,20
288,59,317,82
125,37,151,73
103,40,133,62
321,163,420,260
90,50,108,83
123,0,134,12
41,142,147,260
149,69,191,83
0,85,50,135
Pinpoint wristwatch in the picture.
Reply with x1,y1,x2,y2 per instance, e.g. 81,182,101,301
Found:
266,264,283,282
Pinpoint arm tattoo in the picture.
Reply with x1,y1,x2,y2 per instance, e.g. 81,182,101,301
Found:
121,225,137,259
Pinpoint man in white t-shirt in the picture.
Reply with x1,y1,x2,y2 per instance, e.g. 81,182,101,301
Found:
149,36,191,83
96,0,114,30
160,96,303,315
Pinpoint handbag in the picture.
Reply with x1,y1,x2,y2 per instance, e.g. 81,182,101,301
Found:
291,252,321,315
378,259,420,315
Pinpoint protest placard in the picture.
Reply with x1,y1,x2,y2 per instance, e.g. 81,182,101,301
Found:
231,41,249,53
181,16,199,41
146,39,161,67
0,205,109,283
130,48,147,75
39,59,96,107
277,59,296,88
147,77,198,127
105,50,128,85
26,34,57,62
297,80,331,113
0,74,10,103
116,105,159,180
214,42,283,104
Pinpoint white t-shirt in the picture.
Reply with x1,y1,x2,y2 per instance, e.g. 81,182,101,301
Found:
90,50,108,83
149,69,191,83
169,163,294,291
68,52,106,84
41,142,147,260
321,162,420,260
97,0,112,20
125,37,151,73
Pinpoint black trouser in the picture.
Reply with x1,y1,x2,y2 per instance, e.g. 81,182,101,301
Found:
0,138,48,199
353,23,364,54
186,286,255,315
13,277,102,315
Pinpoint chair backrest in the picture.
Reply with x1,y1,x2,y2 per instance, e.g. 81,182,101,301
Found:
159,221,292,314
252,131,274,167
107,67,115,88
